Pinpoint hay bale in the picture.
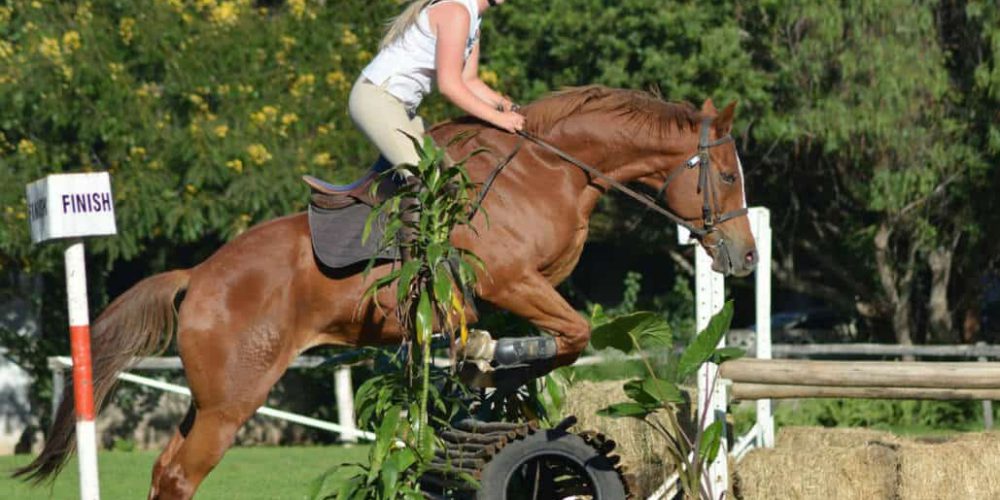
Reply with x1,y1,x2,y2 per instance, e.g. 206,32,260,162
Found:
735,443,898,499
563,380,675,496
898,432,1000,500
776,426,900,449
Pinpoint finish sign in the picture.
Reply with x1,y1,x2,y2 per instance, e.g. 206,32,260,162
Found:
26,172,117,244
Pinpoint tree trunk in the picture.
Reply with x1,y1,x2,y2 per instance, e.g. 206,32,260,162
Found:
927,245,956,343
874,223,916,354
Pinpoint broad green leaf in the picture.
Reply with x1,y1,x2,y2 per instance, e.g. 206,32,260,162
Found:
597,402,653,419
415,291,433,345
590,311,667,353
710,347,745,365
698,420,724,465
624,378,684,406
396,260,420,304
590,303,609,328
677,301,734,380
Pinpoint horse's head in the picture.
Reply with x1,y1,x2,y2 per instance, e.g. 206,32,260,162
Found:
637,99,757,277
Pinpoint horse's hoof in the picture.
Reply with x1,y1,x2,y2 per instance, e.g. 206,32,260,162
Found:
458,329,496,362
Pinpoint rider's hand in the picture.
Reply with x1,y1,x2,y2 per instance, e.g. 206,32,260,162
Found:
493,110,525,134
498,97,515,113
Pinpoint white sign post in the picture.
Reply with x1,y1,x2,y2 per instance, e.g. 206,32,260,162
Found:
27,172,117,500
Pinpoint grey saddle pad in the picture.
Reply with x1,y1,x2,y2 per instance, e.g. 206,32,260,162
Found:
308,203,399,270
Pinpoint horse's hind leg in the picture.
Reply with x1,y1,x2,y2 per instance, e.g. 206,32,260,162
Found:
149,405,195,499
149,326,296,500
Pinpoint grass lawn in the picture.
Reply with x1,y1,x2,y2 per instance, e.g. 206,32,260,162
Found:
0,445,369,499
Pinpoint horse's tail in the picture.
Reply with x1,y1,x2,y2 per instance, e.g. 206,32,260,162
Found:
13,269,191,484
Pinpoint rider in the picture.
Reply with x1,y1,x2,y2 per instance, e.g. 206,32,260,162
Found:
350,0,526,171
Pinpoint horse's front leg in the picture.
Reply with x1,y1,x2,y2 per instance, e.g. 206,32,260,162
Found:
471,270,590,379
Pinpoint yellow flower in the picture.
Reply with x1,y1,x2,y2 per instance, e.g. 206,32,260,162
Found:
216,84,231,94
149,160,163,170
288,0,306,20
194,0,216,12
246,144,271,165
281,36,297,50
31,2,42,9
62,31,81,53
39,37,61,61
290,73,315,97
281,113,298,126
136,82,163,99
312,152,332,166
356,50,372,63
188,93,209,112
0,40,14,60
341,28,358,47
480,69,499,87
129,146,146,158
185,184,198,194
213,124,229,138
119,18,135,45
226,159,244,173
210,2,239,26
74,3,93,24
325,70,346,87
164,0,184,13
317,125,330,136
108,62,125,81
0,7,12,25
263,105,279,119
17,139,36,155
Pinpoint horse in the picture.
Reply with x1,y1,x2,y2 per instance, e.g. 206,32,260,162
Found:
15,85,757,499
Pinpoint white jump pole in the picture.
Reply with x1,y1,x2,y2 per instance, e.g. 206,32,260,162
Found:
752,208,774,448
679,206,773,498
28,172,118,500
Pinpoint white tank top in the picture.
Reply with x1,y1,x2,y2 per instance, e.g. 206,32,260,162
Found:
362,0,481,112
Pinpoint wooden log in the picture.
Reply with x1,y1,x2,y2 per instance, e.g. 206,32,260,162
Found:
720,359,1000,389
731,383,1000,401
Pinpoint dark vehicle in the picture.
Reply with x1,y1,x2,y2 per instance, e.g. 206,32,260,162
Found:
727,308,858,356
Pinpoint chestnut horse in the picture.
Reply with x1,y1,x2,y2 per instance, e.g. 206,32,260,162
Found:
16,86,757,499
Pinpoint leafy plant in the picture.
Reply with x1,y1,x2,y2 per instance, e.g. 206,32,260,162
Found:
317,136,484,499
592,301,742,500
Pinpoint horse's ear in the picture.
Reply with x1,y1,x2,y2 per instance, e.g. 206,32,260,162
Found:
713,101,738,136
700,99,717,115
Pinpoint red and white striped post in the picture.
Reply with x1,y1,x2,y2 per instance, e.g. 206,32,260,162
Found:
28,173,117,500
66,240,100,499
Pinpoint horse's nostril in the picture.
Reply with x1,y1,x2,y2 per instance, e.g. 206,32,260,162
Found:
745,250,758,267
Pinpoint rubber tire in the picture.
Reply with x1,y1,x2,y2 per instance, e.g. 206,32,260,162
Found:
476,429,627,500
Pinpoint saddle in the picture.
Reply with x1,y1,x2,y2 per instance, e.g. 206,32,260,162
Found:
302,160,405,269
303,162,399,209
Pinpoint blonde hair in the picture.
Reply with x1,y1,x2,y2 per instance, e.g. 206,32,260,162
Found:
380,0,435,50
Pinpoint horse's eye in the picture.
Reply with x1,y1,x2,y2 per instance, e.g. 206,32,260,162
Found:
720,172,737,184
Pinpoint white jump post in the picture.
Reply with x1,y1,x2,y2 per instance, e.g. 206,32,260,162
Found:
28,172,118,500
679,206,772,498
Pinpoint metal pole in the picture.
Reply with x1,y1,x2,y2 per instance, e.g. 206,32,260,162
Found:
65,241,100,499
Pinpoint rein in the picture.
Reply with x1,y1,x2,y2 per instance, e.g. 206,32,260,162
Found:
505,116,746,238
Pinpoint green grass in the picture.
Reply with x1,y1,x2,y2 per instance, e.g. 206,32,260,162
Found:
0,445,370,499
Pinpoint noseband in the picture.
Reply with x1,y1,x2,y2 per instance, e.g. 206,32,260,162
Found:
512,116,747,239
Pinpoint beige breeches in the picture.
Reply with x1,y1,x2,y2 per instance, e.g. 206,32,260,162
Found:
349,78,426,169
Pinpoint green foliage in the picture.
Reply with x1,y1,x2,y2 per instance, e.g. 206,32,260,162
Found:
592,301,741,499
324,138,482,499
773,398,986,432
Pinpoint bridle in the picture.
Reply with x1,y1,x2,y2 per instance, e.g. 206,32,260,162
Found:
498,116,747,239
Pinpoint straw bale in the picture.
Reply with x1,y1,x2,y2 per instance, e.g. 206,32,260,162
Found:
563,380,676,496
735,442,899,499
775,426,901,449
897,432,1000,500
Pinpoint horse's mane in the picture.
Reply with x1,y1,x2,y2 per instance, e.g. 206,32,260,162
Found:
523,85,702,137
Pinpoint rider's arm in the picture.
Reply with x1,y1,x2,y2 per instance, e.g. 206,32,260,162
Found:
431,4,521,132
462,39,511,111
